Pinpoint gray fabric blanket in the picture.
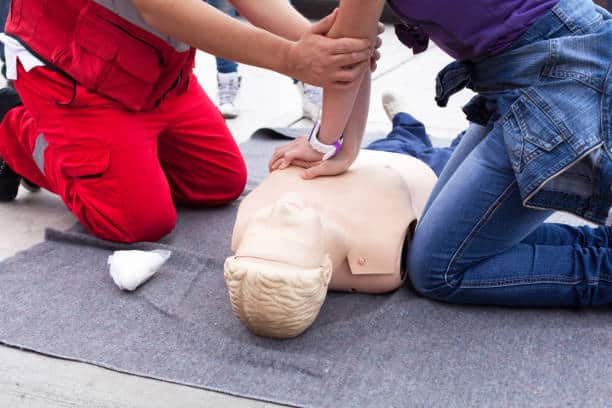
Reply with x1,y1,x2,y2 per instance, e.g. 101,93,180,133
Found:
0,129,610,407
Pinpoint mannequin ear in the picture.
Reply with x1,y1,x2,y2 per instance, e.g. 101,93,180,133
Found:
224,256,246,283
321,255,333,286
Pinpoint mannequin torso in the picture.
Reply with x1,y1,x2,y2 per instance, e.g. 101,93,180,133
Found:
231,149,437,293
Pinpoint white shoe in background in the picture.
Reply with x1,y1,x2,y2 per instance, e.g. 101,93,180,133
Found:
381,91,406,122
217,72,241,119
296,81,322,122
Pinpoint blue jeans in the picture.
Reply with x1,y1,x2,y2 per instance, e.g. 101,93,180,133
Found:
206,0,238,74
366,112,462,177
407,0,612,307
410,120,612,307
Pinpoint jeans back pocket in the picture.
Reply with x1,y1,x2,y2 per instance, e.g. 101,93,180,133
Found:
502,90,566,173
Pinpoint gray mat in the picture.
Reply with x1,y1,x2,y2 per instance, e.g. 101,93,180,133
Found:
0,128,611,408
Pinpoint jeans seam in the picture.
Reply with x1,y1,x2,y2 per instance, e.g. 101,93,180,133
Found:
552,6,581,33
459,278,583,289
443,180,518,288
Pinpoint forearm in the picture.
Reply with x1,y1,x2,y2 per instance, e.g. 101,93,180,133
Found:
133,0,293,76
229,0,310,41
317,0,384,145
337,73,371,161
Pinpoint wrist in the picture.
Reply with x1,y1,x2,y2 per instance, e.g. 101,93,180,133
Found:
278,40,296,79
317,121,342,145
317,129,341,146
309,121,343,160
336,135,359,160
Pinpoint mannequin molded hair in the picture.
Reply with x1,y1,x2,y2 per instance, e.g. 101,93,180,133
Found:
224,254,332,339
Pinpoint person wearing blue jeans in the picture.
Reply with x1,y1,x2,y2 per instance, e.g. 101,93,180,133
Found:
367,111,463,177
366,102,612,306
272,76,608,308
406,0,612,307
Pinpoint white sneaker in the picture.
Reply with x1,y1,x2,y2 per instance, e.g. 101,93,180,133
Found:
296,81,322,121
217,72,241,119
381,91,405,122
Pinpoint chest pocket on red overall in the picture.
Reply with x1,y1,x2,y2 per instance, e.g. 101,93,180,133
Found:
72,7,163,111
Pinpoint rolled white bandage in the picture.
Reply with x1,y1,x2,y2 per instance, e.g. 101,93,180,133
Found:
108,249,172,291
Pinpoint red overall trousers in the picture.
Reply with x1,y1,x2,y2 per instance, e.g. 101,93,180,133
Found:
0,64,246,243
0,0,247,243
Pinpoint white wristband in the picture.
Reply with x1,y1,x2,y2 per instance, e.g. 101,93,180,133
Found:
308,121,343,160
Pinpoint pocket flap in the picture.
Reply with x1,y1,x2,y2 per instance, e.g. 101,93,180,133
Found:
60,149,111,179
76,13,161,84
511,93,564,152
115,43,161,84
75,16,119,61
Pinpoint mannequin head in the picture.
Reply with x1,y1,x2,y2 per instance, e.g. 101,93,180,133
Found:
224,192,333,338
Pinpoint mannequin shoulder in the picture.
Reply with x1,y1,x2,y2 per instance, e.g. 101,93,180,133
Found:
352,150,437,185
352,150,437,219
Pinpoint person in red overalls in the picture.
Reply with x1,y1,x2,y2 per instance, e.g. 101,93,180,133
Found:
0,0,376,243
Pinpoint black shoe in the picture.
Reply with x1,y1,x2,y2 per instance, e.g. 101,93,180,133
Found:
0,157,20,201
0,86,21,116
0,87,37,201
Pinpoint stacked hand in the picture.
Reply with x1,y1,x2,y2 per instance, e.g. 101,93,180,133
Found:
270,9,381,179
288,10,384,89
268,136,356,180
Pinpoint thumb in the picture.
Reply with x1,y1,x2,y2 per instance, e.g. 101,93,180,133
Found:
310,8,338,35
302,161,334,180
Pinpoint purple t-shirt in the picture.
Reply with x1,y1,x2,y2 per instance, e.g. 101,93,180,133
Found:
387,0,559,60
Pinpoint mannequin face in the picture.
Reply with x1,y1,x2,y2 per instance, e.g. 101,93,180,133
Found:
235,192,327,269
225,191,334,339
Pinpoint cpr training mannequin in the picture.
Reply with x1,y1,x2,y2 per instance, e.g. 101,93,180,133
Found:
224,149,437,339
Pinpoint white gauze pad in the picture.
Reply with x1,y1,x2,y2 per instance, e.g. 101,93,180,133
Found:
108,249,172,291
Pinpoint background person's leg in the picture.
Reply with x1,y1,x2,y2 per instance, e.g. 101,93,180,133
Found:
366,112,462,177
409,123,612,307
158,74,246,206
207,0,239,75
206,0,241,119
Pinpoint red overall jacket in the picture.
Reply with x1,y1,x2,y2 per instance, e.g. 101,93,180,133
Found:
5,0,195,111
